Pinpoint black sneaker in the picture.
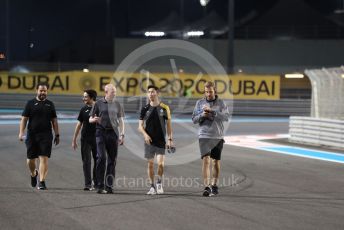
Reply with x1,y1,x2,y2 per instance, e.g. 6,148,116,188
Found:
97,189,107,194
202,186,212,197
105,187,114,194
211,185,218,195
37,181,47,190
83,187,93,191
30,170,38,187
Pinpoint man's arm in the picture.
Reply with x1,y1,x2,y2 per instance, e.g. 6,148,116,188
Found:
52,118,60,145
213,100,230,121
166,118,173,148
18,116,28,141
192,100,207,124
89,103,100,123
72,122,82,150
118,117,125,145
138,120,152,145
192,101,202,124
89,115,101,123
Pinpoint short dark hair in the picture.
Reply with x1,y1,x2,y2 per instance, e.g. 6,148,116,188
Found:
84,89,97,101
204,81,215,89
36,82,49,90
147,85,159,92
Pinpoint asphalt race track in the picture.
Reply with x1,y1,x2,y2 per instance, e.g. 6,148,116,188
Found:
1,115,344,230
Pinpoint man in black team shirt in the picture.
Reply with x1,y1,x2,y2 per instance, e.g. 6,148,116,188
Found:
18,83,60,190
72,89,98,191
138,85,174,195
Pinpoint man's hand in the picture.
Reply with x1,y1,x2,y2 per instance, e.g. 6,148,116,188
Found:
167,140,176,153
202,110,211,118
144,134,152,145
54,135,60,146
118,135,124,145
72,139,78,150
203,105,212,113
93,116,101,124
202,106,215,121
18,133,25,142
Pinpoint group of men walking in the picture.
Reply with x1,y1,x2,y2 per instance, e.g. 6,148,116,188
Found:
18,81,229,197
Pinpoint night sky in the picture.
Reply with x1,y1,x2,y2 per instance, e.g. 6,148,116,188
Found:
0,0,342,64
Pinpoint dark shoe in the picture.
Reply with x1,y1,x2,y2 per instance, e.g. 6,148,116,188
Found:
97,189,107,194
105,187,114,194
92,180,98,190
37,181,47,190
30,170,38,187
211,185,218,195
83,187,93,191
202,186,212,197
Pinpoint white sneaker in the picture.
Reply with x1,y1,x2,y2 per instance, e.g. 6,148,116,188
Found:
156,183,164,194
147,186,156,195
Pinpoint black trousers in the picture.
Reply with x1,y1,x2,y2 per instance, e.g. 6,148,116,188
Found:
95,129,118,189
81,137,97,187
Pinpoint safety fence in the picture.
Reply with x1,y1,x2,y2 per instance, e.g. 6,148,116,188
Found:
305,67,344,120
0,94,310,116
288,66,344,149
289,116,344,150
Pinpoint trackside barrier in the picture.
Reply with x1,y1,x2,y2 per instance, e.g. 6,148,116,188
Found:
289,116,344,149
0,94,310,116
289,67,344,149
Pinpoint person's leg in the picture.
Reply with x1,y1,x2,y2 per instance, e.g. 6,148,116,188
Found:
146,157,156,195
96,131,107,191
202,155,211,187
26,133,38,180
147,158,155,185
36,132,52,188
27,158,38,187
156,154,165,194
91,138,98,188
27,158,37,176
199,138,213,196
81,139,92,189
202,155,212,196
104,131,118,192
38,156,48,182
144,144,156,194
212,159,220,185
156,154,165,181
210,139,223,195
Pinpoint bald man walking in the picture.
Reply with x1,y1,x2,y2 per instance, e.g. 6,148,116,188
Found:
90,84,125,194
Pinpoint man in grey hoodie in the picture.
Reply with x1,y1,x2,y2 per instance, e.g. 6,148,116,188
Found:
192,81,230,196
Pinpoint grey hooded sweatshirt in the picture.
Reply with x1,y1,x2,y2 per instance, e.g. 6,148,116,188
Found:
192,96,230,139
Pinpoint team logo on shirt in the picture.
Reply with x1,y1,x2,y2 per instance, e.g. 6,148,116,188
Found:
34,103,38,106
159,109,165,116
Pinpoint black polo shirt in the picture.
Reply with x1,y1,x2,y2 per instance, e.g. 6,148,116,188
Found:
77,104,96,139
90,97,124,131
22,98,57,134
139,102,171,148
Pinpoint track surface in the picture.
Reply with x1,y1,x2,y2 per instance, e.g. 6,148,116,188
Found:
1,116,344,230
